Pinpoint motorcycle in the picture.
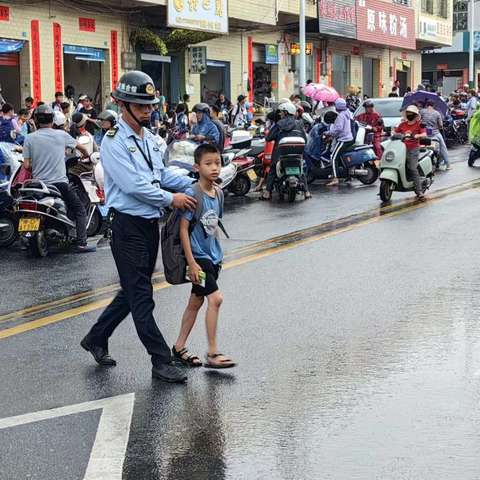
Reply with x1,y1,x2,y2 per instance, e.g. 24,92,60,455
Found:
165,140,237,190
444,109,468,147
305,127,379,185
468,141,480,167
272,136,308,202
378,134,435,202
0,180,17,247
15,173,97,257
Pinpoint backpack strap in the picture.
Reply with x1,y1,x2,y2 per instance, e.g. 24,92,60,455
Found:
213,185,229,239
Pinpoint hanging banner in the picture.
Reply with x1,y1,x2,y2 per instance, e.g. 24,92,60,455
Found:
31,20,42,102
53,23,63,93
111,30,119,92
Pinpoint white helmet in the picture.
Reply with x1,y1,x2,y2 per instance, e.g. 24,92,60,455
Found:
278,102,296,116
53,111,66,127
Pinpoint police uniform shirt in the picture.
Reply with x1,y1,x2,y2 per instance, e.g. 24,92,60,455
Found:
101,117,193,219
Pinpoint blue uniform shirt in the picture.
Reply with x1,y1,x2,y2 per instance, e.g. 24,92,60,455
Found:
182,187,224,265
101,118,193,219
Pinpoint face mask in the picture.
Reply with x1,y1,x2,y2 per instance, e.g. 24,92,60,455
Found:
406,113,416,121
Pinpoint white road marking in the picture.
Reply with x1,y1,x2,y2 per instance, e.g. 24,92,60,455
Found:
0,393,135,480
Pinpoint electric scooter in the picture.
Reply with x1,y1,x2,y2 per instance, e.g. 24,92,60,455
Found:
378,134,435,202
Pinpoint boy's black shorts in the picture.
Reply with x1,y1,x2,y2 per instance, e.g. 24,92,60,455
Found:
191,258,222,297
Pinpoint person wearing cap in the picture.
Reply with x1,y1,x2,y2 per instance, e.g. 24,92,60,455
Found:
80,71,197,384
355,100,384,160
230,94,248,127
22,104,94,251
261,102,309,200
394,104,427,198
420,100,450,170
326,98,355,186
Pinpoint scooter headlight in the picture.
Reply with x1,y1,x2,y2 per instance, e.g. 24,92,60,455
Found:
385,151,395,162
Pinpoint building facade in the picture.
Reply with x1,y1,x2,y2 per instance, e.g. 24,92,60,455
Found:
422,0,478,91
0,1,131,109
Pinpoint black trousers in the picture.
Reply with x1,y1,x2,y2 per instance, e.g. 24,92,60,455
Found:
86,210,171,366
53,182,87,245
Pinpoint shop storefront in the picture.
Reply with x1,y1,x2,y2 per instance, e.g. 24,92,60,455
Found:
252,43,274,105
0,39,26,109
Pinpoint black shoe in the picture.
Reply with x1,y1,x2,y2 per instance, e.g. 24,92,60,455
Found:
76,244,96,253
80,336,117,366
152,363,187,383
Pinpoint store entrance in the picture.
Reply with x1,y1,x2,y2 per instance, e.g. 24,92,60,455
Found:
141,54,171,102
253,63,272,106
200,60,230,104
395,60,412,96
63,45,104,109
362,57,380,98
0,53,20,109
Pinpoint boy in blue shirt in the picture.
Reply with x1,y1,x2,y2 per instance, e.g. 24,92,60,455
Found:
173,144,236,369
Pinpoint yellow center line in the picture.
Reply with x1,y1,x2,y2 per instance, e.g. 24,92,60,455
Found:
0,186,469,341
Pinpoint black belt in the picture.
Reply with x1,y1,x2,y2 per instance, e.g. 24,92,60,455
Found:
109,208,159,224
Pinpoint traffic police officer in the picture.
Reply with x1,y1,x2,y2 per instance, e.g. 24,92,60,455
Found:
81,71,196,383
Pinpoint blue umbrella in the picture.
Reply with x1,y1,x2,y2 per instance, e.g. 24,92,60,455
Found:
401,91,448,117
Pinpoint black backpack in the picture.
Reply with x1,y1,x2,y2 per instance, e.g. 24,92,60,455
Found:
161,183,229,285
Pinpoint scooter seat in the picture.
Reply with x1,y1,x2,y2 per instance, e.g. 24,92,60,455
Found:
45,185,63,198
344,145,372,154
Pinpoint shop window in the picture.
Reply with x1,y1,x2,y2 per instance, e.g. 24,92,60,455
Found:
453,0,468,31
421,0,434,14
437,0,448,18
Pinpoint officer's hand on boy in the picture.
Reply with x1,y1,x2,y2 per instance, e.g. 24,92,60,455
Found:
172,193,197,211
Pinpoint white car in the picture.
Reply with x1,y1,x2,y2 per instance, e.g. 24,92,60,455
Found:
354,97,404,132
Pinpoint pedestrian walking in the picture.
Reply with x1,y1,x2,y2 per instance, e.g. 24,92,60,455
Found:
81,71,197,384
173,143,236,369
420,100,450,170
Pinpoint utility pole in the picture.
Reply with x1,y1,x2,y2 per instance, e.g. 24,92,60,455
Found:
299,0,306,91
469,0,475,88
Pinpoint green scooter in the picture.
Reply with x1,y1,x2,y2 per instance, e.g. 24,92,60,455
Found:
379,134,435,202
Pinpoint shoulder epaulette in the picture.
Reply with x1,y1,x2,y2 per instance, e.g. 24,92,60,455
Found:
106,126,119,138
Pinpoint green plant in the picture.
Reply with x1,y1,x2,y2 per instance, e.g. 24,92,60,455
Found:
164,29,218,51
130,28,168,55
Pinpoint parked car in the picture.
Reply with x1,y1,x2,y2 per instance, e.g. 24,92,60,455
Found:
354,97,404,133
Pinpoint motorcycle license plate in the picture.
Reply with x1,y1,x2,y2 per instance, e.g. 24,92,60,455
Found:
247,169,257,181
18,218,40,232
285,167,301,176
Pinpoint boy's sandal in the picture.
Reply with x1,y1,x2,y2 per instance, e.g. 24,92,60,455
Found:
172,346,203,367
205,353,237,369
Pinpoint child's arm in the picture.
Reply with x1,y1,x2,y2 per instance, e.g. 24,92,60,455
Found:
179,217,201,284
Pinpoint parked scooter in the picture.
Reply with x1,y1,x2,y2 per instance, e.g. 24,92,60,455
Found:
15,174,97,257
272,136,308,202
165,140,237,190
0,180,17,247
378,134,435,202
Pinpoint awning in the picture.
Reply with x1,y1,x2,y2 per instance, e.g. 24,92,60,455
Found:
0,39,24,54
64,44,105,62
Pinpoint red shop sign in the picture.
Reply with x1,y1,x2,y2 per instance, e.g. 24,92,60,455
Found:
53,23,63,93
110,30,119,92
0,5,9,21
79,17,95,32
31,20,42,102
356,0,416,50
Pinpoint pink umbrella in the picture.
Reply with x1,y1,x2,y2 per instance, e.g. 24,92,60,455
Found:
302,83,339,103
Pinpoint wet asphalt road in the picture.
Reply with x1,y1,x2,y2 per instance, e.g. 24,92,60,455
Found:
3,145,480,479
